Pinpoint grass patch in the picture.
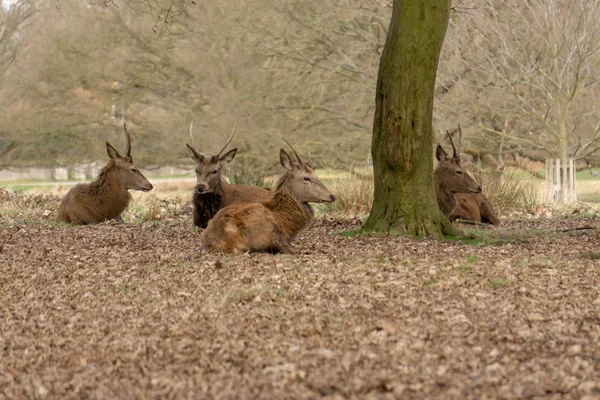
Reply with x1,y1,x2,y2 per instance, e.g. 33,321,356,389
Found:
227,286,284,304
423,279,437,287
458,265,472,275
577,193,600,203
322,311,346,325
471,166,542,216
325,168,373,216
465,255,479,263
579,251,600,260
445,230,523,246
337,229,364,237
226,156,270,188
491,278,509,289
575,169,600,181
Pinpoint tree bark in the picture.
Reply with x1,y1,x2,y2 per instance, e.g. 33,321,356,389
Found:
362,0,453,237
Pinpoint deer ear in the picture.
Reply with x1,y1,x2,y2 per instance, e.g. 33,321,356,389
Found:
187,144,202,162
280,149,295,171
219,148,237,164
436,144,448,162
106,141,121,160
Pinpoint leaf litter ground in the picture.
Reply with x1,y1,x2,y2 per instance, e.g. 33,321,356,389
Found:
0,202,599,399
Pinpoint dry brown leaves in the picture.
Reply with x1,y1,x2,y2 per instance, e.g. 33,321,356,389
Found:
0,208,599,399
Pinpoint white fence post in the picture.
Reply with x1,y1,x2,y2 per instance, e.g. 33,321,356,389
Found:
546,158,577,204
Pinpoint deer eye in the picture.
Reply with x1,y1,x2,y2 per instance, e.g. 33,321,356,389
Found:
456,170,463,175
212,170,218,175
303,177,311,182
131,168,138,173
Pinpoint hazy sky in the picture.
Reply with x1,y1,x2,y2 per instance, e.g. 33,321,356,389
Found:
2,0,18,9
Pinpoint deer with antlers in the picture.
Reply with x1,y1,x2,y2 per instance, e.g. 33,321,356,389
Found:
57,124,153,225
199,139,336,254
435,125,500,225
186,121,272,228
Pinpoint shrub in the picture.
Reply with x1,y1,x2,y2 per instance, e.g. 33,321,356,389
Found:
471,166,541,215
326,168,373,216
226,156,270,188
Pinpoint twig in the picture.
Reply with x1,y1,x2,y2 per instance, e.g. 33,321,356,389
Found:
557,225,596,233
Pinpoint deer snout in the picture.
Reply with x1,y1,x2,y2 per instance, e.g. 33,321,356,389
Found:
471,185,482,194
322,194,336,203
143,182,154,192
196,183,207,193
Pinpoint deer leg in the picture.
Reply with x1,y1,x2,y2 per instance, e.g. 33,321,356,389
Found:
270,236,296,254
449,208,470,223
479,196,500,225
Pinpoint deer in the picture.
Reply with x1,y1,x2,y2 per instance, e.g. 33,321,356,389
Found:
186,121,272,228
434,126,500,225
57,124,153,225
199,139,336,254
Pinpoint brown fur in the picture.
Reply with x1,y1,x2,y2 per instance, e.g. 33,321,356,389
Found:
187,130,271,228
57,125,153,225
57,162,132,224
434,137,500,225
192,177,272,228
453,193,500,225
200,148,335,254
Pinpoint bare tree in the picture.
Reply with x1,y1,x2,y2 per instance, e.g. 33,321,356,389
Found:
0,0,35,73
457,0,600,168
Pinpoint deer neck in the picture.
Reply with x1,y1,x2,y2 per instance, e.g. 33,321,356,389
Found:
434,178,457,218
88,162,132,219
267,178,313,238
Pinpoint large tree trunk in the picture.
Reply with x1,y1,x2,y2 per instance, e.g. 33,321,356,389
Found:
362,0,453,237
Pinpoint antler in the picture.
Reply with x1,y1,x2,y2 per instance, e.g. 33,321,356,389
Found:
216,122,236,158
446,130,460,158
189,120,196,149
123,123,132,157
457,123,463,157
281,136,303,165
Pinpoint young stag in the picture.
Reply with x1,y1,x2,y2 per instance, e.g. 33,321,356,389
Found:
200,141,336,254
434,127,499,225
57,124,153,225
187,121,271,228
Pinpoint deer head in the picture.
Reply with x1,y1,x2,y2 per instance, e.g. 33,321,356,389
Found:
106,124,153,192
434,125,482,196
279,138,336,204
186,121,237,194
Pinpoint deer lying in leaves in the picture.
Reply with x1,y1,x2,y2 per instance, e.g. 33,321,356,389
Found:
434,127,500,225
187,121,271,228
200,140,336,254
57,124,153,225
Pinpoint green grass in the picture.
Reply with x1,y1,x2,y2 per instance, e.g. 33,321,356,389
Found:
1,184,39,192
576,169,600,181
579,251,600,260
337,229,363,237
465,255,479,263
578,193,600,203
458,265,472,275
423,279,437,287
444,230,522,246
491,278,509,289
